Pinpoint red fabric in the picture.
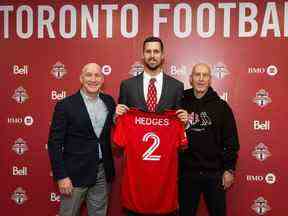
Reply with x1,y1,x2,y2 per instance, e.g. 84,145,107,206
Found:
146,78,157,112
113,108,188,214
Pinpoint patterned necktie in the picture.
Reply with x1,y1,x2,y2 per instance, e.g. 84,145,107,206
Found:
147,78,157,112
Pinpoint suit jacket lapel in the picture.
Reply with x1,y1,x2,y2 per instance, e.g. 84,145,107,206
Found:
98,93,112,139
76,91,97,138
137,73,148,111
156,73,168,112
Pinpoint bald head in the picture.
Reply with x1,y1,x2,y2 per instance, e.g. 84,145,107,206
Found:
191,63,211,76
80,63,104,98
81,63,102,76
190,63,212,98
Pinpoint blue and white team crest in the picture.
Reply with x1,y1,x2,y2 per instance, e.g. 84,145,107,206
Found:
252,143,271,162
12,86,29,104
51,61,67,79
212,62,230,79
251,197,271,215
11,187,28,205
129,61,144,76
253,89,272,108
12,138,28,155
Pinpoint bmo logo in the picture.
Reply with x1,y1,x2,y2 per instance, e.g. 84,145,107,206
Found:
253,120,270,130
248,64,278,76
102,65,112,76
7,117,23,124
7,115,34,126
246,173,276,184
13,65,28,76
51,90,66,100
50,192,61,202
246,175,264,182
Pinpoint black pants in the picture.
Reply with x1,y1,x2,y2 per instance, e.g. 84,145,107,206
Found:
179,171,226,216
126,209,177,216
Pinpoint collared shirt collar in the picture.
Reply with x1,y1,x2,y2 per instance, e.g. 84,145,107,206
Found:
143,70,163,83
80,89,99,101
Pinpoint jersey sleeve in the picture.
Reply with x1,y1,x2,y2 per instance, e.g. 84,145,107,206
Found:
113,115,127,148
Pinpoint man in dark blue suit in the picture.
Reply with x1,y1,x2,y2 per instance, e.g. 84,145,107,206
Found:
115,37,188,216
116,36,187,120
48,63,115,216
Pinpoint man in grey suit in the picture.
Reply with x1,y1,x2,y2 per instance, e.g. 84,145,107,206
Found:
115,36,188,216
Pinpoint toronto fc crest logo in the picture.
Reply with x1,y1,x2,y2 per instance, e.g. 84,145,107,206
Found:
253,89,271,108
12,86,29,104
251,197,271,215
129,61,144,76
212,62,230,79
252,143,271,162
11,187,28,205
51,61,67,79
12,138,28,155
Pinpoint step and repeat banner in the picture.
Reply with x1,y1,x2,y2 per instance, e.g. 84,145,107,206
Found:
1,1,287,215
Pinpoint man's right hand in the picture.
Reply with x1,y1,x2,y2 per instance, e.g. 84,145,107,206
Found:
115,104,129,116
58,177,73,196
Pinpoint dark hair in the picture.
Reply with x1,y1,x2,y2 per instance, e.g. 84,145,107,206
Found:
143,36,164,52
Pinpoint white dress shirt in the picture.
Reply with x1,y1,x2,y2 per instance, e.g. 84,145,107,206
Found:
143,71,163,103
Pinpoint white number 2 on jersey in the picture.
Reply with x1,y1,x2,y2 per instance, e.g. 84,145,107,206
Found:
142,132,161,161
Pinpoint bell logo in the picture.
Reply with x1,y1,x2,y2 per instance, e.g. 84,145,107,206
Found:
251,197,271,215
12,138,28,155
13,65,28,75
253,120,270,130
51,61,67,79
12,166,28,176
12,86,29,104
51,90,66,100
11,187,28,205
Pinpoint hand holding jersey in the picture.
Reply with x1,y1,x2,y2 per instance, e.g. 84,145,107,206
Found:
113,108,187,214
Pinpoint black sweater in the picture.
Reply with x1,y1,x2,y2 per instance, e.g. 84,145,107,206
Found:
180,87,240,175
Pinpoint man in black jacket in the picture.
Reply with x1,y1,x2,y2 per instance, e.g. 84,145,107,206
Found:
179,63,240,216
48,63,115,216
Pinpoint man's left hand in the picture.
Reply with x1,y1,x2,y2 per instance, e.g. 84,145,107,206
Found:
222,171,234,190
176,109,188,124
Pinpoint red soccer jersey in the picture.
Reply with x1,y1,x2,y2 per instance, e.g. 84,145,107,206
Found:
113,108,188,214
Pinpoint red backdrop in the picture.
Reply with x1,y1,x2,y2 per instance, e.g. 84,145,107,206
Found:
1,1,287,215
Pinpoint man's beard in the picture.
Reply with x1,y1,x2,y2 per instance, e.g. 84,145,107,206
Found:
144,58,163,71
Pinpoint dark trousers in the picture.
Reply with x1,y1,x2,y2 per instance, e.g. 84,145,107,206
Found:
126,209,176,216
179,171,226,216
